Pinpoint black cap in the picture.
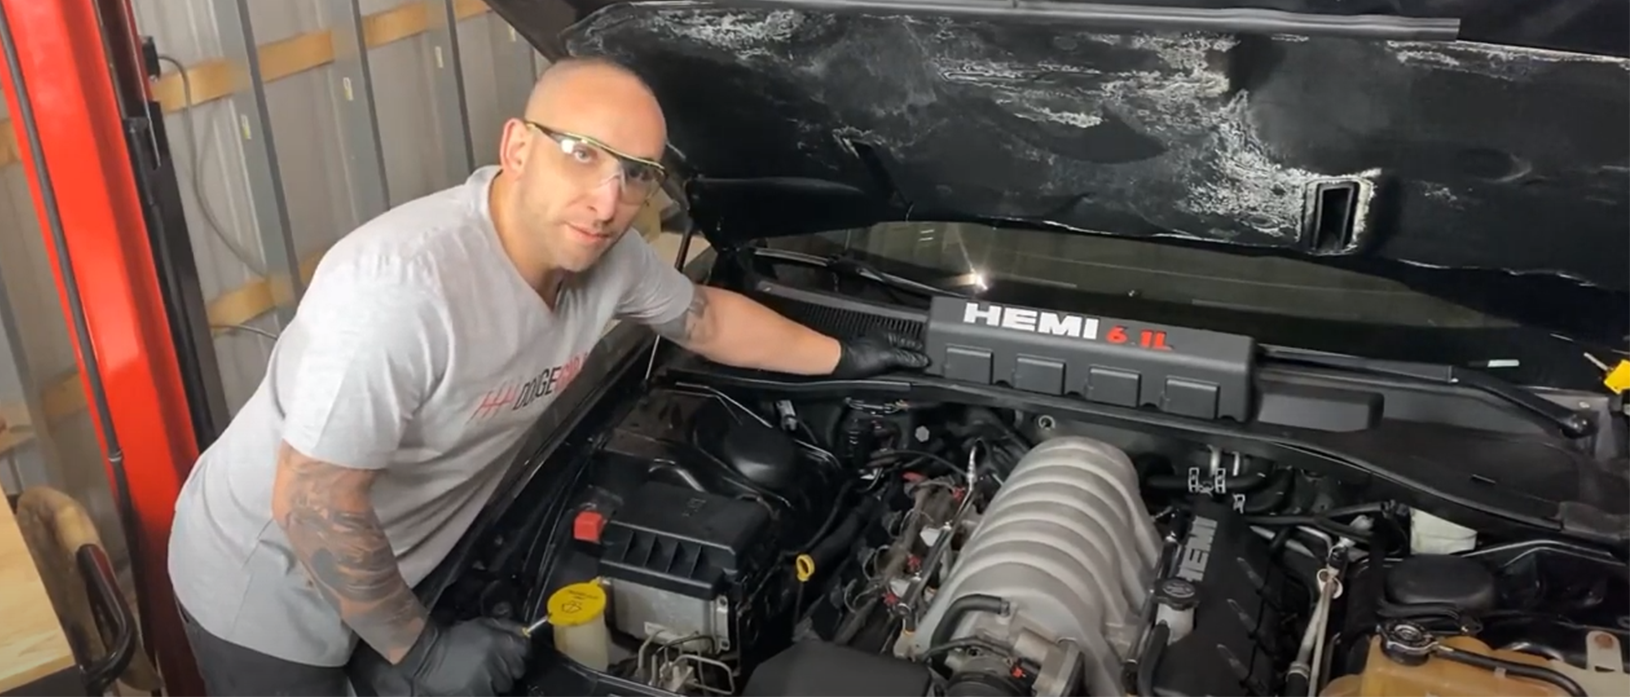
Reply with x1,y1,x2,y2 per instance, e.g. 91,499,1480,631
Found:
1155,578,1199,610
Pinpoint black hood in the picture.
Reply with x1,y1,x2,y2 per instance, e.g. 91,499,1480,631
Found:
489,0,1629,345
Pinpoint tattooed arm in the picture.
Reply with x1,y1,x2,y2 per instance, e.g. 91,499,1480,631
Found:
612,233,842,374
271,442,428,663
650,284,844,375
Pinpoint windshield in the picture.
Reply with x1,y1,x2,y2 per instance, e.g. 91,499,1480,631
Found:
765,221,1514,328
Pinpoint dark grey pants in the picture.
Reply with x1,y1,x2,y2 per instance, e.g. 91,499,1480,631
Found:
177,604,353,696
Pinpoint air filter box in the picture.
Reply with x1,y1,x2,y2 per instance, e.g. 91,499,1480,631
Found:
597,481,778,655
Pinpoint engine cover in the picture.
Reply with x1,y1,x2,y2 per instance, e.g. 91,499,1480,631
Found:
905,435,1164,696
1150,496,1295,697
921,297,1256,421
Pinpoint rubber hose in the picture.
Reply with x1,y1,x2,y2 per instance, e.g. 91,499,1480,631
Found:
14,487,161,691
929,594,1010,651
1241,514,1372,541
1281,672,1309,697
1137,622,1170,697
1243,468,1296,514
869,449,961,477
810,501,872,570
920,594,1011,677
1315,501,1390,519
784,479,858,561
1268,527,1293,555
1435,645,1588,697
808,479,857,544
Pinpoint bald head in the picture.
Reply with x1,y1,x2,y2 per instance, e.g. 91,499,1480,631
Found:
524,58,666,159
489,57,669,279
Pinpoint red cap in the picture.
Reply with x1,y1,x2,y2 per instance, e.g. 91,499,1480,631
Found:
573,509,606,543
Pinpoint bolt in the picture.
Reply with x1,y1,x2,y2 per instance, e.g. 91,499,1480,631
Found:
1036,414,1056,431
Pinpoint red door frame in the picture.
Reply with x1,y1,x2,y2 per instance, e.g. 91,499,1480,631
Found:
0,0,204,693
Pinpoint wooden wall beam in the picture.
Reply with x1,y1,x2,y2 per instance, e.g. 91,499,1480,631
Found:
0,0,506,455
0,0,493,168
0,199,670,456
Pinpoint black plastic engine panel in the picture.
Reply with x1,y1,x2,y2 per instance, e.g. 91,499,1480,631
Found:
1153,496,1295,697
922,297,1257,421
743,640,933,696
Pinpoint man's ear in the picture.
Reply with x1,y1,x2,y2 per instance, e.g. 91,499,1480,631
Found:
498,118,531,173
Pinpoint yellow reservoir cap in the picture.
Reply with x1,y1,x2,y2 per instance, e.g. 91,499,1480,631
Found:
1604,360,1630,395
547,581,607,627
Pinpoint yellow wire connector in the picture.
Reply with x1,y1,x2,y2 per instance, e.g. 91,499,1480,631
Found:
1586,353,1630,395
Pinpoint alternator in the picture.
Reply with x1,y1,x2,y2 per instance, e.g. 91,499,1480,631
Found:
904,435,1163,695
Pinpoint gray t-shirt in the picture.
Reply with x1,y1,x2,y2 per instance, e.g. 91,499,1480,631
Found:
167,165,694,666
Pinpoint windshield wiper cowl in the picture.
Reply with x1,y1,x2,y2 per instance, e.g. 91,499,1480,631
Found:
1261,346,1596,439
751,247,968,299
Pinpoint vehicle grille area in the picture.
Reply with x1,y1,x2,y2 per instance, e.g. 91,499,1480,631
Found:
746,280,927,342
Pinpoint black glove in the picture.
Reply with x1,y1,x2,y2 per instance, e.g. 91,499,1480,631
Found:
830,330,930,379
396,618,531,696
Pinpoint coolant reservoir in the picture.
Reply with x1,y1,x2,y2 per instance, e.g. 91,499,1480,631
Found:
547,580,611,671
1408,508,1476,554
1321,631,1630,697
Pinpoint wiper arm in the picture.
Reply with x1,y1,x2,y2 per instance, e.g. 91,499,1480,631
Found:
751,247,967,299
1260,345,1596,439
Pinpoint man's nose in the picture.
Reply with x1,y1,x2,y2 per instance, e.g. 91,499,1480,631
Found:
584,172,624,218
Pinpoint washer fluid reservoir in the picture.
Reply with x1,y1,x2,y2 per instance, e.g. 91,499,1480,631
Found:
547,580,611,671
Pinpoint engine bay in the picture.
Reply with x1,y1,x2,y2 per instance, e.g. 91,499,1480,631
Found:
446,380,1630,697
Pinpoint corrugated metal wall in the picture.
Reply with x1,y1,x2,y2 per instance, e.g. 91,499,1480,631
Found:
0,0,549,573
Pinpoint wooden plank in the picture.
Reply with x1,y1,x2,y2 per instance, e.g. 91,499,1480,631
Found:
365,2,431,46
259,29,339,84
0,499,76,693
0,1,512,453
0,1,494,167
454,0,492,20
0,195,672,456
0,403,30,455
148,56,240,115
207,252,324,333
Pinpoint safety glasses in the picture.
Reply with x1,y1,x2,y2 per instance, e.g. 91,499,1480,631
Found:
526,120,666,204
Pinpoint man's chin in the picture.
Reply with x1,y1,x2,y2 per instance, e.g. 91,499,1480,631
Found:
548,224,617,270
557,244,610,273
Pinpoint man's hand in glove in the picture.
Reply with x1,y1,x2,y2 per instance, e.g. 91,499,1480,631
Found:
830,330,931,379
396,618,531,696
644,285,931,378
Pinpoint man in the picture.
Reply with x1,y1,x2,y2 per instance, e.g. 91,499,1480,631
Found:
166,57,928,696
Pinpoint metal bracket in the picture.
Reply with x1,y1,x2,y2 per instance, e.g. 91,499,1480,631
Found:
322,0,391,219
426,0,477,183
211,0,302,324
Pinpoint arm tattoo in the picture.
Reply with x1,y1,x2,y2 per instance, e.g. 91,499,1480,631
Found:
653,283,716,346
273,446,428,663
